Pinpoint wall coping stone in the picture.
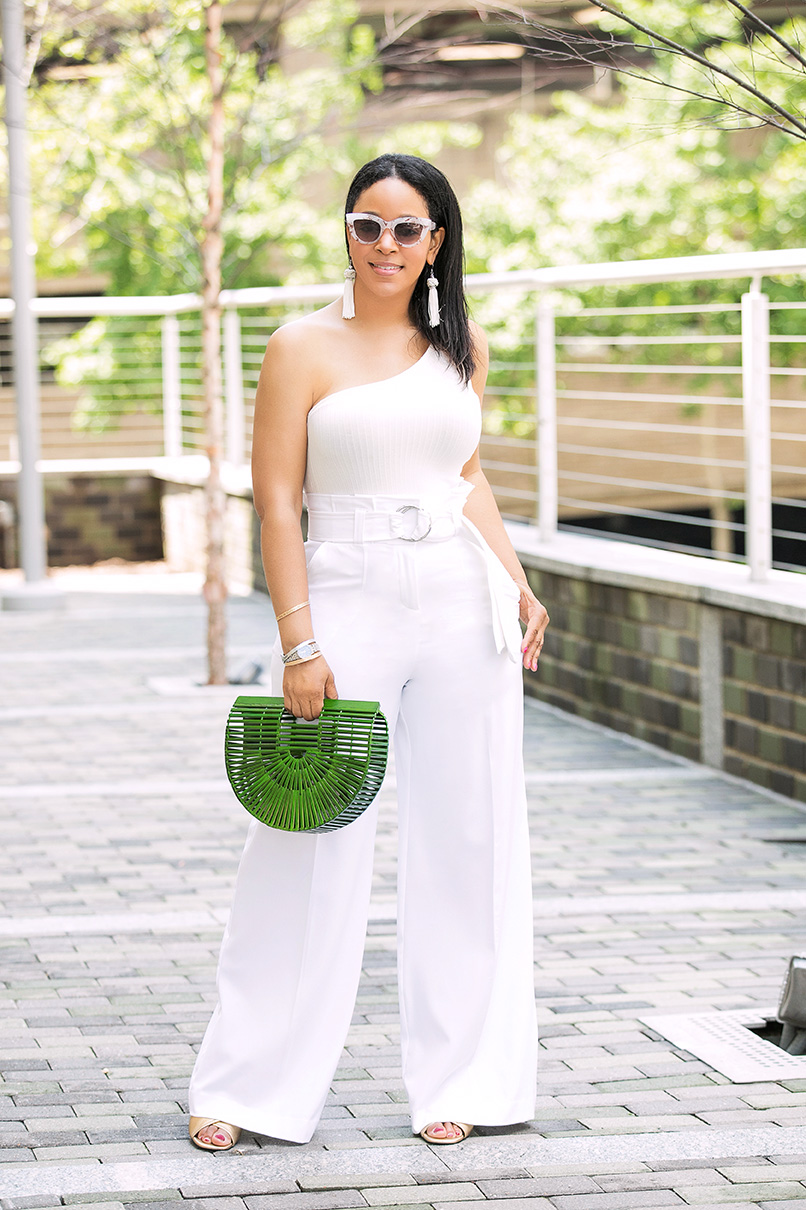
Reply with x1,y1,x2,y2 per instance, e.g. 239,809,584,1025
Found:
150,455,252,497
0,456,252,494
0,457,161,478
506,522,806,626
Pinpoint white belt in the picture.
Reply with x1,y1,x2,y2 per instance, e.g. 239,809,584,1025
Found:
306,487,468,543
304,484,523,664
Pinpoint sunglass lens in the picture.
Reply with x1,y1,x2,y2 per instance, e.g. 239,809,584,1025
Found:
352,219,382,242
394,221,425,245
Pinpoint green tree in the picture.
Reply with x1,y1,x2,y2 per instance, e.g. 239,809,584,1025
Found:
15,0,379,680
24,0,378,293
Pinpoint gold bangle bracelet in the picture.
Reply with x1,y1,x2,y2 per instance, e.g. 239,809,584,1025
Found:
275,600,310,622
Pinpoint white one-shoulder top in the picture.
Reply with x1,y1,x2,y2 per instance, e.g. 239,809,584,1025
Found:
303,346,480,498
300,345,522,664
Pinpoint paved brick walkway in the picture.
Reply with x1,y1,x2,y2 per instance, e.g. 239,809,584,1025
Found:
3,571,806,1210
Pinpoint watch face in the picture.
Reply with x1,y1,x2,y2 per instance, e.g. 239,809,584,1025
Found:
298,643,314,658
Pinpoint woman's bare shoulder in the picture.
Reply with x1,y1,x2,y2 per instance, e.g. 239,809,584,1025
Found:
261,304,342,403
266,305,339,357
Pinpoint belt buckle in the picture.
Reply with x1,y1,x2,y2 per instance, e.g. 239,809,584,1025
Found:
395,504,432,542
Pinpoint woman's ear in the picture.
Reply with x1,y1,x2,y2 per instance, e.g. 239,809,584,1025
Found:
429,227,446,260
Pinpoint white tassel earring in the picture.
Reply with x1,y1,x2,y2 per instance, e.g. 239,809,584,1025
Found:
426,268,440,327
342,265,356,320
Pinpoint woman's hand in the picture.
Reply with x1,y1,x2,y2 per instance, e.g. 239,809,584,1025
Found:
283,656,339,720
515,579,550,672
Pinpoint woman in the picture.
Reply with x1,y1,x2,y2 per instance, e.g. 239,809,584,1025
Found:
188,153,550,1150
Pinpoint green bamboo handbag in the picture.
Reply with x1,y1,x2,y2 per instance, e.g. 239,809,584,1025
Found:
224,696,389,833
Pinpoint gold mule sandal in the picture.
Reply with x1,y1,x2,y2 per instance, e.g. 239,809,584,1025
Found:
419,1121,474,1145
189,1116,240,1151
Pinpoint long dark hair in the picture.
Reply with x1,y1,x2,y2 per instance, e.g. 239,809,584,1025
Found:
344,154,476,384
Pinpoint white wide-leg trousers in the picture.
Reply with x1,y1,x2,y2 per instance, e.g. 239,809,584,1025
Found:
188,524,538,1143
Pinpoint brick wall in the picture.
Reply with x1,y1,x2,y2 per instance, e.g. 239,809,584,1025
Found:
722,610,806,801
0,473,163,567
521,564,806,805
521,569,702,760
0,467,263,589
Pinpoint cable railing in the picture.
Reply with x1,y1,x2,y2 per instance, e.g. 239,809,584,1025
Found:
0,247,804,582
550,301,747,563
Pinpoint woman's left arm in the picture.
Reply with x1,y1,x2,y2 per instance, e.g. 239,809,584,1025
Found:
461,324,550,672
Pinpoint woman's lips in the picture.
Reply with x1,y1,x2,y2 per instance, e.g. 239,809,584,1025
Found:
370,262,403,276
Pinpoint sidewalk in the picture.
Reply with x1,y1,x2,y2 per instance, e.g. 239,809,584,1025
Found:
3,571,806,1210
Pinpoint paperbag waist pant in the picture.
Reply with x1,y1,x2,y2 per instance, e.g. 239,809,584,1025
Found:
188,492,538,1143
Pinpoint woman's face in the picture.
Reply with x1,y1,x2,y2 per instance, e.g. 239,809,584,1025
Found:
347,177,444,309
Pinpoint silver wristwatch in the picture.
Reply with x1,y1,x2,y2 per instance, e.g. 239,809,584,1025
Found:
282,639,321,666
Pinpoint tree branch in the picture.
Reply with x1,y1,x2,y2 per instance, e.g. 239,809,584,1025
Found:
581,0,806,137
721,0,806,73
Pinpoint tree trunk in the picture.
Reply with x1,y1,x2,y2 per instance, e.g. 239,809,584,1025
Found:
202,0,227,684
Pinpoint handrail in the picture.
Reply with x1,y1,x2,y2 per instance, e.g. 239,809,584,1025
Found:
508,246,806,288
1,246,804,317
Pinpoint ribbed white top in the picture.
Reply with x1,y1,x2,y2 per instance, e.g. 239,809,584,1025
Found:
303,346,481,499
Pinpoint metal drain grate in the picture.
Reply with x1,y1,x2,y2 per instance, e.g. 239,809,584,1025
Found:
638,1007,806,1082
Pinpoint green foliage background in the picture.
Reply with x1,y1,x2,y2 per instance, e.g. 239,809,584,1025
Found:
2,0,805,438
21,0,381,294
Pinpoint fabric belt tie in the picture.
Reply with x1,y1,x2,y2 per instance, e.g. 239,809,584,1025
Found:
304,485,523,664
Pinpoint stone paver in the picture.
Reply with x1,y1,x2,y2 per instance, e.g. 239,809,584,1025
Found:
3,571,806,1209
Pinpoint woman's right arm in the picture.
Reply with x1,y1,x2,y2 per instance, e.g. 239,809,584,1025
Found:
251,327,338,720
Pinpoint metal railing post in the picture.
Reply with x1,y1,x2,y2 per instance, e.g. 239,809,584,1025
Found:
741,281,771,581
224,308,245,466
536,293,558,542
2,0,49,591
161,314,182,458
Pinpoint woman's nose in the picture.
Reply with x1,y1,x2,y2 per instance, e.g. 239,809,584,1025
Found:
375,229,398,253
